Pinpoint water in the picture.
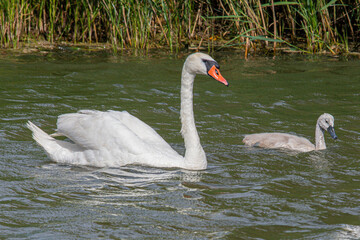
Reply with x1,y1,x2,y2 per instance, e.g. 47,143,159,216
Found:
1,49,360,239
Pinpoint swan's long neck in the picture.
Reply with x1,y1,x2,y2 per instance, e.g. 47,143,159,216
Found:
315,123,326,150
180,66,207,170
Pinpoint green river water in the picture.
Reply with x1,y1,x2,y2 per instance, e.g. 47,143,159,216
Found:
0,50,359,239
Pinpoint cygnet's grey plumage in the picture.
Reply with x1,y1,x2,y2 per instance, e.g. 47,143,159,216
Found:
242,113,337,152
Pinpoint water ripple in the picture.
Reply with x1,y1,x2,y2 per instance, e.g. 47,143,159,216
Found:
1,53,359,239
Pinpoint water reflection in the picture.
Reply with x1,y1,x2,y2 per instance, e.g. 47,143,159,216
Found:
180,170,203,183
336,224,360,239
40,164,205,197
308,151,332,172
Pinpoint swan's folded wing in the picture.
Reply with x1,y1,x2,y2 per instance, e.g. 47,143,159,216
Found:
243,132,314,151
107,111,171,144
55,110,175,155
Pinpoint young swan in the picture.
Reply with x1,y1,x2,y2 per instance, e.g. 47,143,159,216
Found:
242,113,337,152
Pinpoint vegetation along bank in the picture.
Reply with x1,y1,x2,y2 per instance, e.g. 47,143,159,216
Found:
1,0,359,55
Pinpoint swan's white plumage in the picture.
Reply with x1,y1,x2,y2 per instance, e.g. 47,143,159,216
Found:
57,110,173,153
27,53,228,170
242,113,337,152
60,110,181,166
28,106,185,169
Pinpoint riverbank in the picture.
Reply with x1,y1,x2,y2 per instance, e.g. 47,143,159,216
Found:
2,39,360,61
1,1,359,56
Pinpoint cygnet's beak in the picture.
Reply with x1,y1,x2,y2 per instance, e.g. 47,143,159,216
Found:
208,65,229,86
327,126,338,140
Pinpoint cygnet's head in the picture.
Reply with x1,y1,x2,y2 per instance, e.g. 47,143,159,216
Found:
184,52,228,86
317,113,337,139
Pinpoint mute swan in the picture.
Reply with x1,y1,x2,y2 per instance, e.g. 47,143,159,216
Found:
242,113,337,152
27,53,228,170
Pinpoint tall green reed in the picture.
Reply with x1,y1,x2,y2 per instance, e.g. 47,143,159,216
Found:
0,0,359,54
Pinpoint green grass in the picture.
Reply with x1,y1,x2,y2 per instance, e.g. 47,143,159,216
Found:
0,0,359,54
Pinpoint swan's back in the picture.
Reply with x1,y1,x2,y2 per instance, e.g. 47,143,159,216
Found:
242,133,315,152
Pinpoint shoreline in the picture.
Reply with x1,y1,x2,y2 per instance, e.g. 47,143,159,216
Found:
2,40,360,59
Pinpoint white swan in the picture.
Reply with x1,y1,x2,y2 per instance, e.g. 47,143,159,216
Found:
27,53,228,170
242,113,337,152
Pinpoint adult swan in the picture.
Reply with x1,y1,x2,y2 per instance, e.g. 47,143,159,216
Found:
27,53,228,170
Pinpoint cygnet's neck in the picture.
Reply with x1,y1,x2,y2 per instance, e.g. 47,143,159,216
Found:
315,122,326,150
180,67,206,170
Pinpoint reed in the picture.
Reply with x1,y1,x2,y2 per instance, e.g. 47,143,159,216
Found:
0,0,359,54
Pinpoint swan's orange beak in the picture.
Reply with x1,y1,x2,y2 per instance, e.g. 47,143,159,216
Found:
208,65,228,86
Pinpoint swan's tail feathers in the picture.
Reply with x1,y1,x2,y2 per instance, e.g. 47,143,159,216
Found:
242,135,260,147
27,121,78,163
242,135,252,146
27,121,55,148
